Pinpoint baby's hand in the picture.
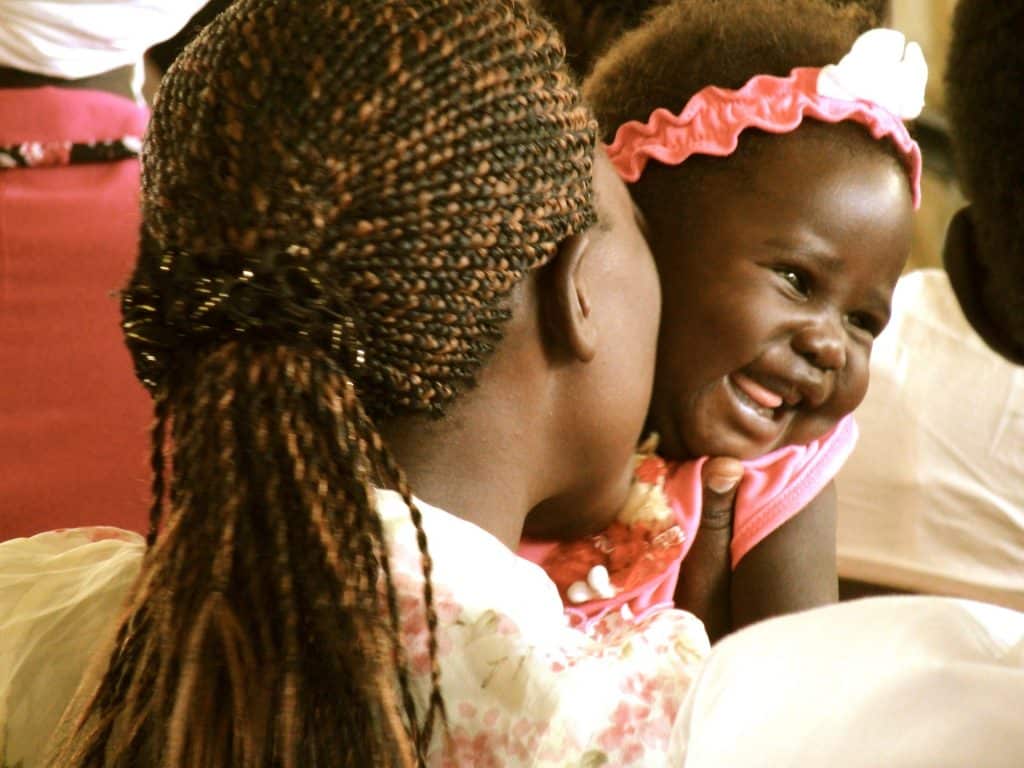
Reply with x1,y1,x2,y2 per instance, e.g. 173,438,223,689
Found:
700,457,744,528
676,456,743,642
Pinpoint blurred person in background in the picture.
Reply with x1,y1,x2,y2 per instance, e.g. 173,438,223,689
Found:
528,0,888,78
0,0,209,540
836,0,1024,610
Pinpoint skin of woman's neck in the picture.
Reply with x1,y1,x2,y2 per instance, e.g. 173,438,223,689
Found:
381,400,540,550
0,65,135,99
379,213,648,550
380,283,564,551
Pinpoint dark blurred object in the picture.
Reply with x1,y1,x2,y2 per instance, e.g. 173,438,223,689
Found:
912,107,955,181
825,0,888,23
529,0,668,77
942,0,1024,364
148,0,234,72
0,63,134,96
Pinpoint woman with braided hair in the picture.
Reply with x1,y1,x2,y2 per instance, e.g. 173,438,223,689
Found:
2,2,1023,767
0,0,210,541
0,0,729,766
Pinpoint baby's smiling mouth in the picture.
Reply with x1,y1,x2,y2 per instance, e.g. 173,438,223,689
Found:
728,371,797,421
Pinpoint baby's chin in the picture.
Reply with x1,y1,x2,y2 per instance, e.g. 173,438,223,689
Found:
643,413,763,463
687,435,778,463
648,413,773,463
675,419,836,463
649,393,788,462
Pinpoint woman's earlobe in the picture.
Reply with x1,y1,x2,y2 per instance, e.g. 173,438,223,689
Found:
546,232,598,362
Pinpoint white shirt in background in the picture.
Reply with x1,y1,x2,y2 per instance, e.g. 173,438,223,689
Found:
837,268,1024,610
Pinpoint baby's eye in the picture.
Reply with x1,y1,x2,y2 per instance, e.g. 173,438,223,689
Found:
774,267,809,297
846,312,884,338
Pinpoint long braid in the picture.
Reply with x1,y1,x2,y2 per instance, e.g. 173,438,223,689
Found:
145,391,170,546
54,0,596,765
372,441,449,750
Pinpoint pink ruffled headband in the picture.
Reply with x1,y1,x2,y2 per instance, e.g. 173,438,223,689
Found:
605,29,927,208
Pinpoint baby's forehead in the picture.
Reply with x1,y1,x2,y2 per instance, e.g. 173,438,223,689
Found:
633,124,910,221
640,162,908,287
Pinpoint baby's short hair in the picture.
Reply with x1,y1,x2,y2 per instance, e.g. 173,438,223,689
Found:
584,0,874,143
583,0,901,231
531,0,883,79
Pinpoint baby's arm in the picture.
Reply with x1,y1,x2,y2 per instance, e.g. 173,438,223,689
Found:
674,458,743,643
729,481,839,632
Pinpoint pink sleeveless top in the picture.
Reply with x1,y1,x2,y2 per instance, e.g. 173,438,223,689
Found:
519,415,858,629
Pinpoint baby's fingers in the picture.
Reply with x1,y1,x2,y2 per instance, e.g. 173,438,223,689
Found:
701,457,743,529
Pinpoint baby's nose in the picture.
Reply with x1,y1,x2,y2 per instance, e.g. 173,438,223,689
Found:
792,317,847,372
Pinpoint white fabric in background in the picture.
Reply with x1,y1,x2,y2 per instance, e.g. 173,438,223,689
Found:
0,528,144,767
836,269,1024,610
674,596,1024,767
0,0,209,77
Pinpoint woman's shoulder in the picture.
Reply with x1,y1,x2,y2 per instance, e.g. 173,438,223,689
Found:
0,527,143,767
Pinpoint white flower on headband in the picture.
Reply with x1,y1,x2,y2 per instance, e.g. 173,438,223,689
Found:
817,28,927,119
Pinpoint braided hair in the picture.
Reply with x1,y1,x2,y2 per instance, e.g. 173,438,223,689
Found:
54,1,596,766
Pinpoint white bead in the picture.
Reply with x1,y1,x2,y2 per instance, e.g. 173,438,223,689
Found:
587,565,615,599
567,581,595,604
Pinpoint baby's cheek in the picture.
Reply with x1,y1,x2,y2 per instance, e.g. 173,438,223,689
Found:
842,351,873,410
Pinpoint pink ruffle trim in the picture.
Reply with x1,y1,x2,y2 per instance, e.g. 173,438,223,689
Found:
605,67,922,209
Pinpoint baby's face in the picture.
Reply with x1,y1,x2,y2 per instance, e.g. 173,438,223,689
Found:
643,131,913,461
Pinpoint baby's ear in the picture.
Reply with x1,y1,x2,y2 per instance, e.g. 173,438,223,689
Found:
540,232,598,362
943,206,1024,365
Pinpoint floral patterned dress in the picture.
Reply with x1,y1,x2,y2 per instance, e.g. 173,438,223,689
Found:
0,490,709,768
382,489,710,766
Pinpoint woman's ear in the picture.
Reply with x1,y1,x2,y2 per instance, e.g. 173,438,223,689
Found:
542,232,598,362
943,206,1024,365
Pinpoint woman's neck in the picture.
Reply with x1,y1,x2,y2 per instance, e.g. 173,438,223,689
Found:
0,65,135,99
380,408,539,551
378,357,557,551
